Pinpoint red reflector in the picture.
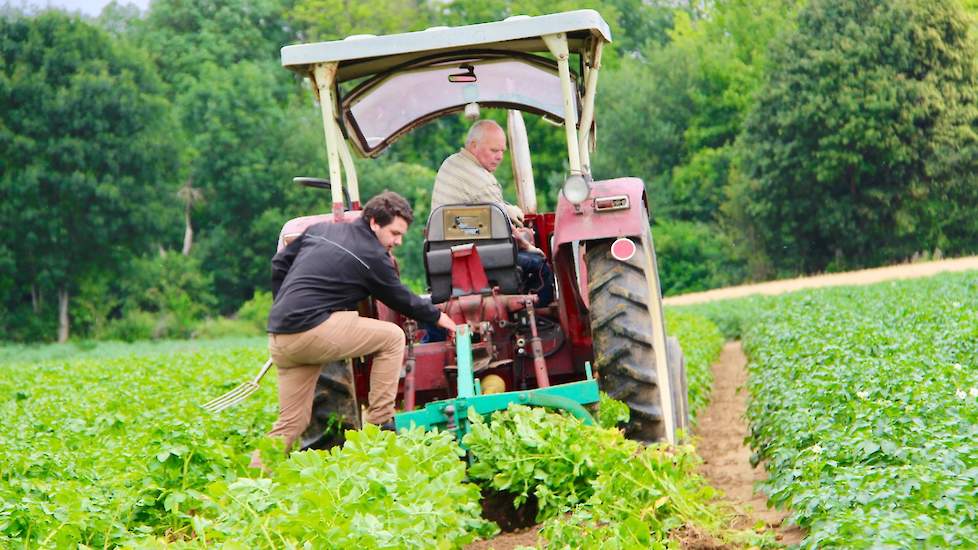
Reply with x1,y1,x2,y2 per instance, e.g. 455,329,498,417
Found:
611,238,636,261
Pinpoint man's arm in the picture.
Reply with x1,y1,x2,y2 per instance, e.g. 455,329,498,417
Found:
366,253,441,324
503,202,525,226
270,234,303,299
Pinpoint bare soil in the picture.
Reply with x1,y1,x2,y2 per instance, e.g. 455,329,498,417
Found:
466,526,541,550
664,255,978,306
694,341,804,546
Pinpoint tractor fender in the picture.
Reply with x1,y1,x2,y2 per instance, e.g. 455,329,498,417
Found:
552,177,649,247
276,210,362,252
552,177,650,307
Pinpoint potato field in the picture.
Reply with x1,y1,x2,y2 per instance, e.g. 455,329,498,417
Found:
0,313,777,548
4,271,976,548
687,270,978,548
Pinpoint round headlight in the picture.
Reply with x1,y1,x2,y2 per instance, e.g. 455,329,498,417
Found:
562,174,590,205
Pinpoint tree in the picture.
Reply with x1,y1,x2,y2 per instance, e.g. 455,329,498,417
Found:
733,0,978,274
653,218,745,295
176,61,322,311
291,0,432,40
594,0,800,221
0,12,178,342
129,0,326,312
177,177,203,255
133,0,292,89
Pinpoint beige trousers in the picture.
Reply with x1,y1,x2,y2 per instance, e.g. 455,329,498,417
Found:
267,311,405,449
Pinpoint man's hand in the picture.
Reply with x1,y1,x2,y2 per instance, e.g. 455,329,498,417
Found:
436,312,457,337
515,227,544,256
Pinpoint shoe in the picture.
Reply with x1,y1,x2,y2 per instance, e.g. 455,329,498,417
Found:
378,420,397,432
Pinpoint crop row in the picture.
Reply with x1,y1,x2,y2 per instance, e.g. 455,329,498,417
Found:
691,272,978,548
0,311,734,548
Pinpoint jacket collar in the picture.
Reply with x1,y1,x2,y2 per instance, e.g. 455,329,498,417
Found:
459,147,489,174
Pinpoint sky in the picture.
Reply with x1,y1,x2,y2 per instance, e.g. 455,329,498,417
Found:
14,0,151,16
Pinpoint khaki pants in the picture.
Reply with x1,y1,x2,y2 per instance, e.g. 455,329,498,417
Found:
267,311,405,449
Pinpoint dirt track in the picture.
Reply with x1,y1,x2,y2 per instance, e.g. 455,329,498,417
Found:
664,255,978,306
694,342,803,546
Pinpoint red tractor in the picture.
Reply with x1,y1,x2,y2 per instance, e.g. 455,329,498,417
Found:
277,10,688,448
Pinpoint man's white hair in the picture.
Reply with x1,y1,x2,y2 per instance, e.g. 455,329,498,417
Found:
465,119,504,146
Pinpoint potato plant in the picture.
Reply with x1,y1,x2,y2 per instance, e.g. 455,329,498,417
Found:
465,404,775,549
0,310,727,548
0,338,275,547
726,272,978,548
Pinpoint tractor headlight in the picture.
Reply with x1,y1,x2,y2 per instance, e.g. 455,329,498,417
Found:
562,174,590,205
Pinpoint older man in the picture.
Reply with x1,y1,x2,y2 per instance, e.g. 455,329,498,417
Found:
432,119,526,226
432,119,553,305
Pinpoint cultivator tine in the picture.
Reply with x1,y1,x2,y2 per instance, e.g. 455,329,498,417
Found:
201,359,274,413
201,383,258,412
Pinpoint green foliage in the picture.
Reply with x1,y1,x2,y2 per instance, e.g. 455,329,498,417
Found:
664,309,723,421
120,252,217,338
133,0,291,88
464,405,774,548
236,290,273,333
0,11,179,340
0,339,496,548
604,0,677,53
654,219,746,296
675,295,774,340
735,272,978,547
465,405,635,519
0,339,273,547
597,391,630,429
102,309,158,342
592,0,801,292
0,305,58,344
125,0,326,313
175,61,322,311
541,443,774,549
0,307,738,547
734,0,978,274
595,0,800,222
292,0,433,40
593,50,690,214
187,426,496,548
192,317,263,339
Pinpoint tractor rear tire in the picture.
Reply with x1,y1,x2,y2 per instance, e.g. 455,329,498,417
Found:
586,240,675,443
666,336,690,438
299,359,361,451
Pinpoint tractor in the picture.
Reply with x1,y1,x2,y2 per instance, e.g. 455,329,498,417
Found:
275,9,689,449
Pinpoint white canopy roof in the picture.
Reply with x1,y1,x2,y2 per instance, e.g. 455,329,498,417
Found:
281,10,612,82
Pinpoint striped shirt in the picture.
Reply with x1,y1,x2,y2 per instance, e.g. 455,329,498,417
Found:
431,148,524,225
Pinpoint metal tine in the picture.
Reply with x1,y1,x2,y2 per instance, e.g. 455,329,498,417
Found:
204,381,254,407
203,380,261,411
201,359,274,413
202,383,256,412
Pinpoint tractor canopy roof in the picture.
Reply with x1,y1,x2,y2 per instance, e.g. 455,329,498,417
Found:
281,10,612,157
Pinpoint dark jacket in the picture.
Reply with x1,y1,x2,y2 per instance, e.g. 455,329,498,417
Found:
267,218,440,333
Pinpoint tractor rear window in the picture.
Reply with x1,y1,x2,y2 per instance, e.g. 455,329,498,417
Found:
343,56,577,156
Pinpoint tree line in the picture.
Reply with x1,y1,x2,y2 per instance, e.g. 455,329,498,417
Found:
2,0,977,343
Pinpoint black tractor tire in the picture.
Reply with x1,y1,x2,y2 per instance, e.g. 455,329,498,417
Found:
666,336,690,438
299,359,361,451
586,240,677,444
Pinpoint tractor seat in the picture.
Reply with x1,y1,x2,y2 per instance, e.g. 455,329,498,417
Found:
424,203,520,303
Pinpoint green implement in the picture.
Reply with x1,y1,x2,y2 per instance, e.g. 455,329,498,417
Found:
394,324,600,445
